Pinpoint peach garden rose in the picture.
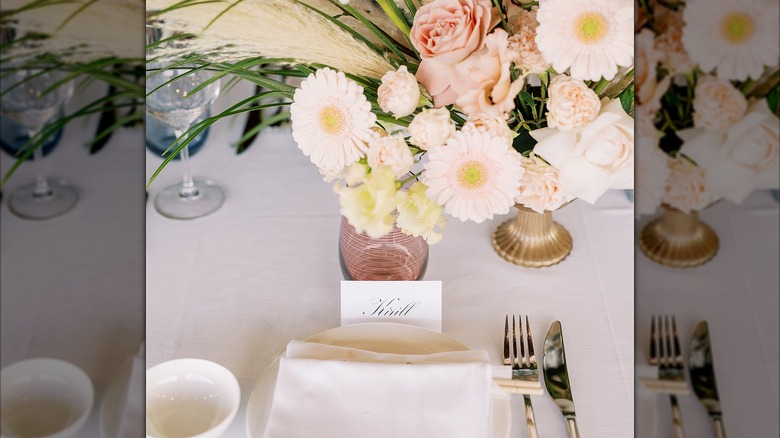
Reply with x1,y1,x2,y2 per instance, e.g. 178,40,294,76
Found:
411,0,495,106
452,30,523,118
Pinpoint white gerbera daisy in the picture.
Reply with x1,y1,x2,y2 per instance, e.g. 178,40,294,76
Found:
535,0,633,81
291,68,376,173
422,130,524,223
682,0,779,81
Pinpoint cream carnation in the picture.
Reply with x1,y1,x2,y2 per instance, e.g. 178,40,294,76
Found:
515,155,574,213
532,98,633,204
507,8,551,74
546,75,601,131
334,167,399,238
462,115,515,144
291,68,376,174
396,182,446,244
408,107,456,150
319,162,369,185
662,156,715,213
422,129,524,223
693,76,748,132
377,66,421,118
367,134,415,177
653,5,696,74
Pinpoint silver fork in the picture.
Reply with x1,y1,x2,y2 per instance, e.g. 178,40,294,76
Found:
504,315,539,438
650,315,687,438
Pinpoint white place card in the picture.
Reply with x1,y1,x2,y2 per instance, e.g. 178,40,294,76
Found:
341,281,442,332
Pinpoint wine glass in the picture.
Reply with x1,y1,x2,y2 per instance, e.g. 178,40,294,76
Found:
0,69,76,219
146,65,223,219
146,107,211,159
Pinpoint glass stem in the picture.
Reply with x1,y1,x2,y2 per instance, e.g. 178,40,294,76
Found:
29,129,52,198
174,128,199,198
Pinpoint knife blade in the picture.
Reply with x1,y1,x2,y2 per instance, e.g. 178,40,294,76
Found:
689,321,727,438
543,320,580,438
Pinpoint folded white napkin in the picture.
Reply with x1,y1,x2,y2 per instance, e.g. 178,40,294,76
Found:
262,340,494,438
116,343,144,438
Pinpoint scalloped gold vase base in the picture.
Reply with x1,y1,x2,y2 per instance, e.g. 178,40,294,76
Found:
639,206,719,268
492,205,572,268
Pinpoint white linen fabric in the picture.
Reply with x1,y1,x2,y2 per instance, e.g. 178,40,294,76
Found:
263,341,492,438
636,191,780,437
116,343,144,438
1,85,144,437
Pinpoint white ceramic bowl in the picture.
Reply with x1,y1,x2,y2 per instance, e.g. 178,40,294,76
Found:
0,358,94,438
146,358,240,438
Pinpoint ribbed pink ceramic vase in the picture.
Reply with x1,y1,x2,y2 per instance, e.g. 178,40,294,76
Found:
338,216,428,281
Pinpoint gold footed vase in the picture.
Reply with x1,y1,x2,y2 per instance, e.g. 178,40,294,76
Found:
492,204,572,268
639,205,719,268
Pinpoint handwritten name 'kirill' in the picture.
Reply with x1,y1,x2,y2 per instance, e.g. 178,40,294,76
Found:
363,297,420,317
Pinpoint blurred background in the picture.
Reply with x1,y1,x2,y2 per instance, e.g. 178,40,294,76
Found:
634,0,779,436
1,1,144,437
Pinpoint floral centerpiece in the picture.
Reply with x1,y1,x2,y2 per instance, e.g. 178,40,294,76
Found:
634,0,779,267
146,0,635,271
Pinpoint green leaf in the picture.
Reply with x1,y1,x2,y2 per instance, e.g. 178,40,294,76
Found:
233,111,292,153
512,129,537,155
618,84,634,115
767,85,779,115
329,1,415,61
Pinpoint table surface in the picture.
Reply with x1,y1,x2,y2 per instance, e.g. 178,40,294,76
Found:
1,85,145,437
3,78,777,437
144,83,636,437
635,193,780,437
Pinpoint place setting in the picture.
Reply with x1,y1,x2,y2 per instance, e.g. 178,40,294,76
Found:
140,277,606,438
637,315,727,438
0,342,145,438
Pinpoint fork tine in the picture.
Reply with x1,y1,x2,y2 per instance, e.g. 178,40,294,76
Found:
517,315,526,367
512,315,520,368
671,315,683,367
525,315,536,368
650,315,658,365
663,315,673,369
503,315,510,366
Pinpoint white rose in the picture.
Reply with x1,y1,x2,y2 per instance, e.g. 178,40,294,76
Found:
693,76,748,132
532,98,633,204
377,66,421,118
408,107,455,150
681,99,779,203
367,134,415,177
662,156,715,213
546,75,601,132
462,114,515,145
515,155,574,213
635,29,671,113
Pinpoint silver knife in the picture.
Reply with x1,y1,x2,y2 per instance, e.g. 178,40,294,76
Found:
689,321,726,438
543,320,580,438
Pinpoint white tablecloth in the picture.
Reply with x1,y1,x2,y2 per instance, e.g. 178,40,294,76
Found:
145,84,635,437
635,194,779,437
1,86,145,437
